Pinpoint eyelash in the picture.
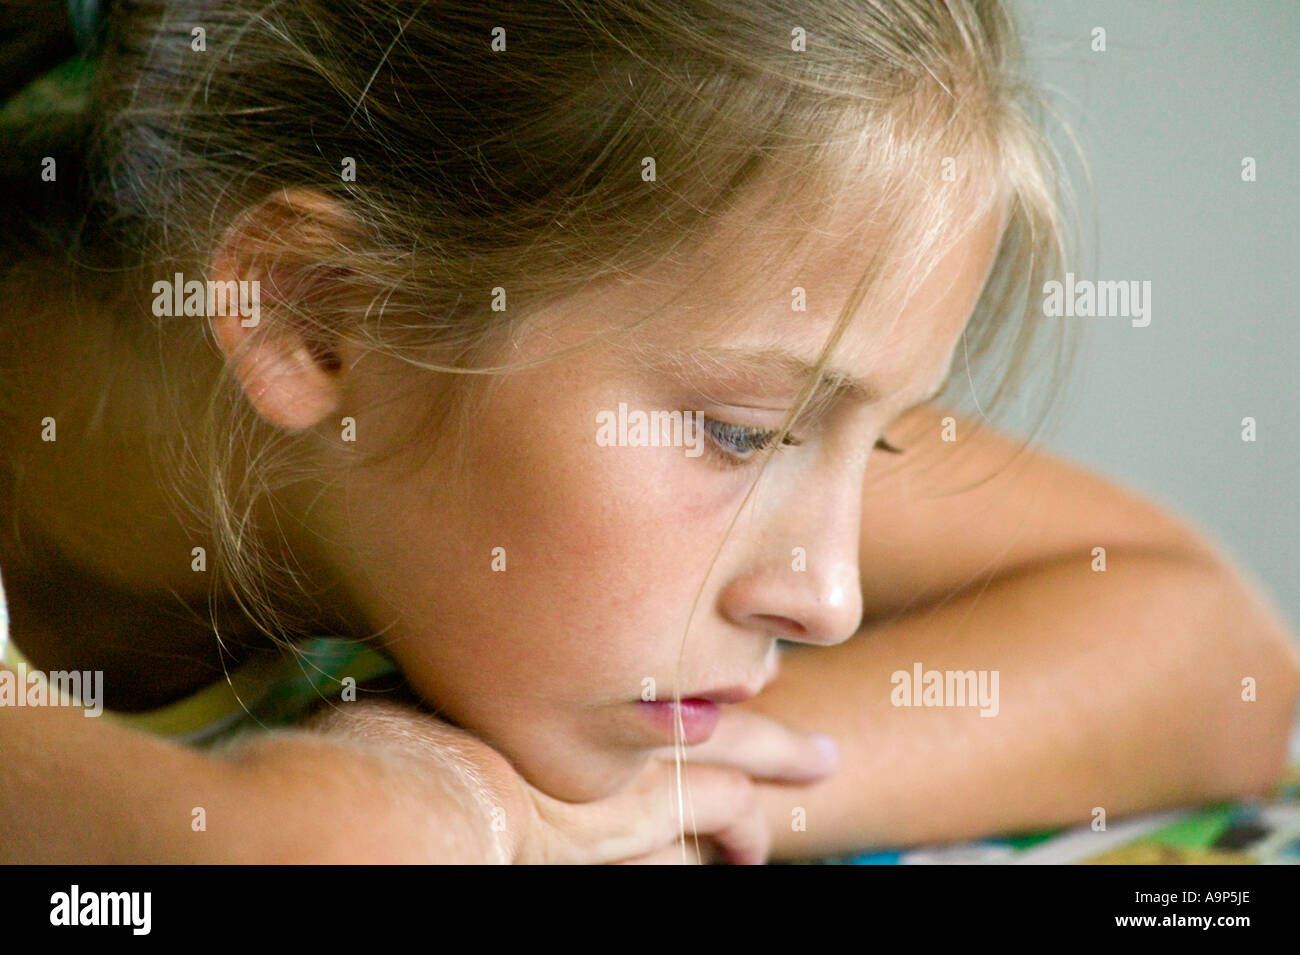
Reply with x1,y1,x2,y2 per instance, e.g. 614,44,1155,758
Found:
700,417,905,466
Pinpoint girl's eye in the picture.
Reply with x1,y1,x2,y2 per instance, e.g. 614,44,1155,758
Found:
699,418,908,466
702,415,904,467
701,418,798,464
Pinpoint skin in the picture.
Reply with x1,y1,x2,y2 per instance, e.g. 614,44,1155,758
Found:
3,175,1294,859
211,183,1009,802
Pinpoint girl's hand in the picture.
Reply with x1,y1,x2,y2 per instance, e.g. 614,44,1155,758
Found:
279,697,837,864
514,706,840,865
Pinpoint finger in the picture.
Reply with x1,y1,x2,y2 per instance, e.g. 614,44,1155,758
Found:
610,840,706,865
645,763,770,865
534,761,767,864
650,706,839,782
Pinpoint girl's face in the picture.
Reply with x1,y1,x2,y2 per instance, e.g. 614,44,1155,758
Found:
315,200,1006,801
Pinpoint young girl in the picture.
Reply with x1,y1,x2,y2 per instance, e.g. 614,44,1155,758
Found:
1,0,1295,864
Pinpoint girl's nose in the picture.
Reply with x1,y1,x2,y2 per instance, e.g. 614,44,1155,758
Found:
716,464,866,647
718,555,864,647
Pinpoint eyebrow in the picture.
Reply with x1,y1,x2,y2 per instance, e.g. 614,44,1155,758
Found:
658,345,950,410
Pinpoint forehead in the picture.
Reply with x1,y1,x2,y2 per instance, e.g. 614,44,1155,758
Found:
519,176,1008,399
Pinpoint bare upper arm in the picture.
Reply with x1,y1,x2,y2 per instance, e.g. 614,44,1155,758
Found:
857,403,1223,625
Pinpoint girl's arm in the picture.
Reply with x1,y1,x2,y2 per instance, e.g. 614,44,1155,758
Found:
741,405,1300,860
2,674,804,864
747,551,1299,860
0,679,523,863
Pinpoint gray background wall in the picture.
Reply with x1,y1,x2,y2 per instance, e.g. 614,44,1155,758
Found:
979,1,1297,629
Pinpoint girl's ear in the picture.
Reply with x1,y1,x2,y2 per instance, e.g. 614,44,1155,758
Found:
208,188,358,432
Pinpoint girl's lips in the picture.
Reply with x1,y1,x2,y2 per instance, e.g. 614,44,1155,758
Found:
637,699,722,745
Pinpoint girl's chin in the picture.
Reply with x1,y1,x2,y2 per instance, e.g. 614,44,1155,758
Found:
511,743,652,804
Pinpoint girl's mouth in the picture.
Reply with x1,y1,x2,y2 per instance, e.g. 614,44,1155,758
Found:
636,699,722,744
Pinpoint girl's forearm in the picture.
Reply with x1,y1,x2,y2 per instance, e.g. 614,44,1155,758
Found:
0,682,513,863
0,697,252,863
739,552,1300,861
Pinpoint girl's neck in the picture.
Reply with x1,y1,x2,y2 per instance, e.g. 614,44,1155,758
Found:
1,262,375,698
2,270,216,599
0,265,288,706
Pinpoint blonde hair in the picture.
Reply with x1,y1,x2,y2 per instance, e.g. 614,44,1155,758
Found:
10,0,1079,859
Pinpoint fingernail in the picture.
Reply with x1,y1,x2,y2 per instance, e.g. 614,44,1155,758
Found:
810,732,840,768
